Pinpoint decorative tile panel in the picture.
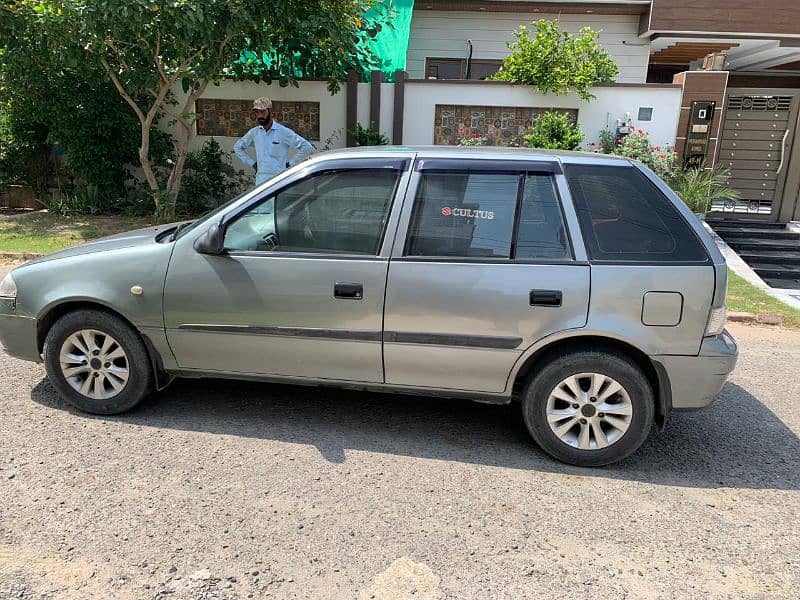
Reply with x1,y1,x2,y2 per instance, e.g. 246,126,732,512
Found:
195,99,321,140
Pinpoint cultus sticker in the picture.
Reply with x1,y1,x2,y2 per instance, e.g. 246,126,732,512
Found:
441,206,494,220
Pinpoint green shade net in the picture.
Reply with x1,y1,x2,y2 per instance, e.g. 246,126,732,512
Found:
233,0,414,82
367,0,415,81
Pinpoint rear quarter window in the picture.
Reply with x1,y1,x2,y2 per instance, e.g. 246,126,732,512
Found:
565,164,709,263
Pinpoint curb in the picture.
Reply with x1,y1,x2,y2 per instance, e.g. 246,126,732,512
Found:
0,252,43,261
0,208,48,222
727,311,784,326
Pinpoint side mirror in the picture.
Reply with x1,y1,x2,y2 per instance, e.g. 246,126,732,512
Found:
193,221,226,255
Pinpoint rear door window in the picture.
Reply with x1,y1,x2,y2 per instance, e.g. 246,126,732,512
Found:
405,172,519,258
404,170,571,260
565,164,708,262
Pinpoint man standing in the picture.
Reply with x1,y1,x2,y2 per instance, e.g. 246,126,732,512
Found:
234,97,314,186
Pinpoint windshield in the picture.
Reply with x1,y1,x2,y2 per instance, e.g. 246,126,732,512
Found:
173,188,255,241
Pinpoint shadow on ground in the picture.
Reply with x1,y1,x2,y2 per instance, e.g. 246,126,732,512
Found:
31,377,799,492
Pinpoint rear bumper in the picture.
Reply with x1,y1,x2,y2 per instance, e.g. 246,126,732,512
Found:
653,330,738,411
0,299,41,363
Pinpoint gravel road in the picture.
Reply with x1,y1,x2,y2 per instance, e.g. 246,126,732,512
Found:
1,322,798,599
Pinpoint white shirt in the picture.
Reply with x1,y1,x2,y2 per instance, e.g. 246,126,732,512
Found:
233,121,314,186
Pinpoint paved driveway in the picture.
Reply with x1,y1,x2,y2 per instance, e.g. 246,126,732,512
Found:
1,323,798,599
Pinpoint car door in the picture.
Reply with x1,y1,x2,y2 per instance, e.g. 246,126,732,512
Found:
163,156,411,382
383,158,590,393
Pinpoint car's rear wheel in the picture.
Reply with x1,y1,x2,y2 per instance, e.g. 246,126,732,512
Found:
43,309,153,415
522,350,654,467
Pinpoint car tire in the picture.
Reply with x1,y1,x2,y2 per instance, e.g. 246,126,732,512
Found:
43,309,153,415
522,349,654,467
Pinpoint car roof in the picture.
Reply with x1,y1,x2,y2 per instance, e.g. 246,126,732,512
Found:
317,145,633,167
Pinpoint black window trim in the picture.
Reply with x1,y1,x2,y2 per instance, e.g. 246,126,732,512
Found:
402,168,575,263
564,163,711,265
222,161,408,258
392,257,589,266
514,170,576,262
416,158,561,174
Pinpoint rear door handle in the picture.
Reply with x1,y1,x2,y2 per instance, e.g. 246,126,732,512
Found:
334,282,363,299
530,289,562,307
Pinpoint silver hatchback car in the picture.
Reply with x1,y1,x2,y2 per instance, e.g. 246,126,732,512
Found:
0,147,737,466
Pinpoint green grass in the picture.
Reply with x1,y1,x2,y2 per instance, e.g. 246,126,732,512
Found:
0,212,154,255
727,269,800,329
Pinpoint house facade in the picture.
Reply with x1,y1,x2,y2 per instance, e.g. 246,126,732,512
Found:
408,8,649,83
402,0,800,222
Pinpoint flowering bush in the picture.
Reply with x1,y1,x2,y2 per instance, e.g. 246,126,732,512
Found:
459,134,488,147
597,128,619,154
589,129,676,176
614,130,676,176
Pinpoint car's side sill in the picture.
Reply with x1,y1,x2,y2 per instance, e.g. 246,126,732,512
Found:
167,368,513,405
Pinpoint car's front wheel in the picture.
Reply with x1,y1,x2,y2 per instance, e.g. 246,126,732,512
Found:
522,350,654,467
43,309,153,415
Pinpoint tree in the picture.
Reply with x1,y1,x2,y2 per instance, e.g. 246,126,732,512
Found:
17,0,388,218
490,19,618,101
0,7,167,199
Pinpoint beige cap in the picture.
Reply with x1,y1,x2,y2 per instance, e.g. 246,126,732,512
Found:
252,97,272,110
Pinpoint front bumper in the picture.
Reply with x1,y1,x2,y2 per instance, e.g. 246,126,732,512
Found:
653,330,738,411
0,298,41,363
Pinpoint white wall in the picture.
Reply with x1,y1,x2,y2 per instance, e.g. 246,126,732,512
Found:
407,11,650,84
356,82,370,130
165,78,680,170
402,82,682,149
355,83,394,142
379,82,395,142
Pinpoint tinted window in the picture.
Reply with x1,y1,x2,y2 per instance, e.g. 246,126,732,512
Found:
405,172,519,258
469,61,503,80
224,169,400,255
565,164,708,262
515,174,571,260
426,58,463,79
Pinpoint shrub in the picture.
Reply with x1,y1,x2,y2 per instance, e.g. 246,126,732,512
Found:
353,123,390,146
524,111,584,150
490,19,618,100
312,128,344,152
666,164,740,214
177,139,249,216
41,187,108,216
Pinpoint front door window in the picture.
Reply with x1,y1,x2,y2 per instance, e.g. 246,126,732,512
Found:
223,169,402,255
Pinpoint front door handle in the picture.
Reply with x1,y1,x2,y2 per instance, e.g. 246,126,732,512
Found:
334,282,363,299
530,289,562,307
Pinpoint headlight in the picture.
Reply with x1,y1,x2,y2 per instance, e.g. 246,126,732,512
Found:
0,272,17,298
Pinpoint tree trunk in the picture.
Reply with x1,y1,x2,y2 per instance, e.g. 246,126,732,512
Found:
165,82,209,217
100,58,168,218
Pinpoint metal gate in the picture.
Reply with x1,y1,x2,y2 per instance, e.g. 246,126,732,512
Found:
714,90,800,220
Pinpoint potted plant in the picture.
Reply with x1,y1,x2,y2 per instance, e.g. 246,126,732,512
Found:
666,164,740,219
352,123,390,147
